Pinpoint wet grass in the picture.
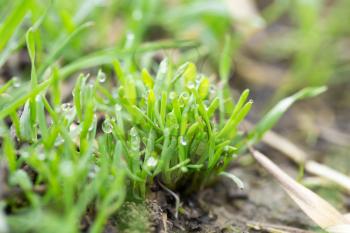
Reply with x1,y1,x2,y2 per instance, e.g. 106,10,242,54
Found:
0,0,347,232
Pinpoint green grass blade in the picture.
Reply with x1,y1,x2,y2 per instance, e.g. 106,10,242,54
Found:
0,79,52,120
0,0,31,51
37,22,94,77
248,86,327,144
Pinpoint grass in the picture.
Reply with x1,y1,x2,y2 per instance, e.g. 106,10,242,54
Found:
260,0,350,99
0,0,337,232
0,53,325,233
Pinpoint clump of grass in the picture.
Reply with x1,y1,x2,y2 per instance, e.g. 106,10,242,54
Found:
108,59,252,195
1,50,325,232
1,57,252,232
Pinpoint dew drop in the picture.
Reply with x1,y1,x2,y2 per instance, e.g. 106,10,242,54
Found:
159,59,168,74
115,104,122,112
37,153,46,161
61,103,75,120
127,32,135,41
88,165,100,179
130,127,138,137
54,137,65,146
187,81,195,90
181,92,189,100
88,125,94,132
224,146,230,152
102,118,113,133
146,156,158,167
125,32,135,48
21,151,30,159
209,85,216,94
69,123,78,132
180,136,187,146
88,114,97,132
12,77,21,88
169,92,177,100
35,95,42,103
181,166,188,172
61,103,73,112
97,70,106,83
60,160,73,177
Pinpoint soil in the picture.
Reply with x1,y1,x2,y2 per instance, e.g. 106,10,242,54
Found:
140,152,316,233
105,147,324,233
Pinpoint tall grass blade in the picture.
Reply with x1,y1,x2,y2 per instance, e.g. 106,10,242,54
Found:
248,86,327,145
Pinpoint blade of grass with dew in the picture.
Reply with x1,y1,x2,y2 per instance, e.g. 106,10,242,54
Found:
216,89,250,139
26,27,39,141
246,86,327,146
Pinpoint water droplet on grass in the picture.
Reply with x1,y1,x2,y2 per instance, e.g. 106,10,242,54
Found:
180,136,187,146
35,95,42,102
88,125,94,132
60,160,73,177
88,165,100,178
102,118,113,133
22,151,29,159
125,32,135,48
169,92,177,100
12,77,21,87
115,104,122,111
88,114,97,131
61,103,73,112
187,81,195,90
210,85,216,93
54,137,64,146
181,92,189,100
97,70,106,83
159,59,168,74
61,103,75,119
130,127,138,137
146,156,158,167
37,153,46,161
